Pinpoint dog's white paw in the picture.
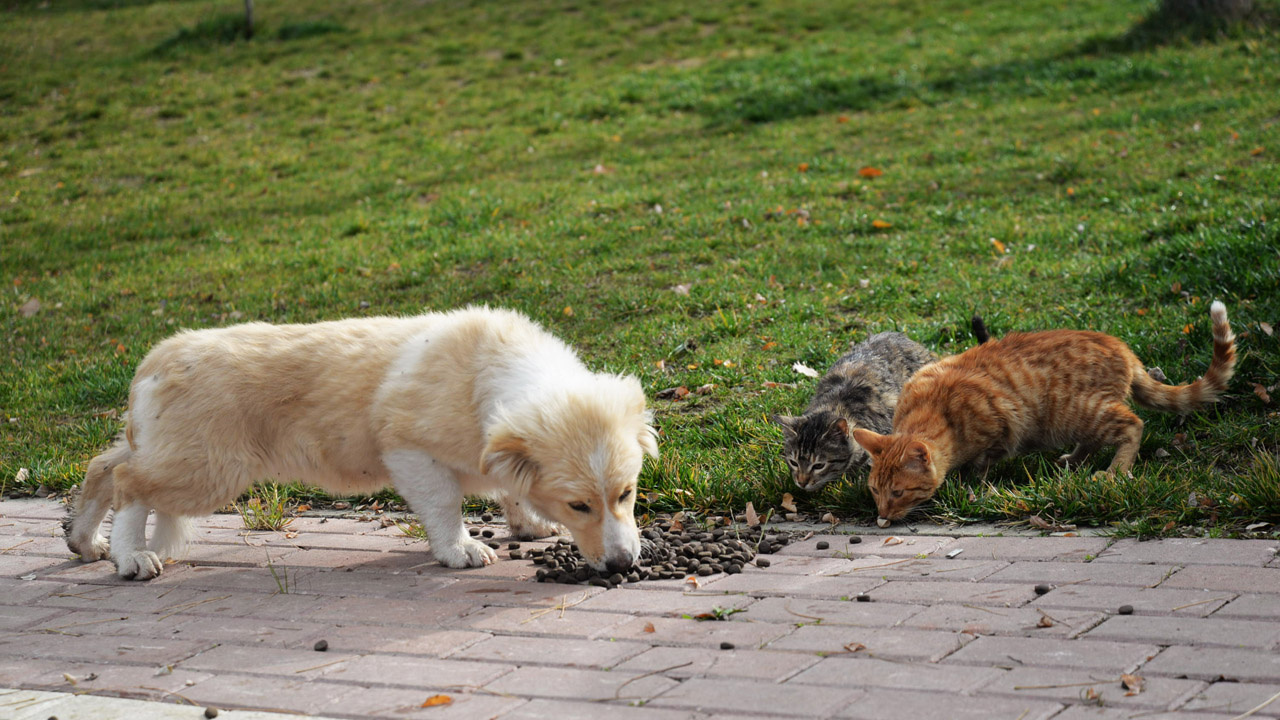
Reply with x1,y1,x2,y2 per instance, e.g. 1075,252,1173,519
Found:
116,550,164,580
435,538,498,568
69,534,110,562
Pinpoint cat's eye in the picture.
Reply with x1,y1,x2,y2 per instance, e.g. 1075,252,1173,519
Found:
891,489,904,499
810,463,827,472
785,458,798,468
569,502,591,513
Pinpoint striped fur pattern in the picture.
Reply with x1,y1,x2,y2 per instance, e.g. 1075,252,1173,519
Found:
853,302,1236,524
773,332,936,492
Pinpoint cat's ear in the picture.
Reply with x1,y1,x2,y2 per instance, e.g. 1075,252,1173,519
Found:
903,441,933,474
851,428,889,456
830,418,849,438
772,415,798,436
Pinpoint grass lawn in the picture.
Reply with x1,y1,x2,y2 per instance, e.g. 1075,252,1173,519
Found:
2,0,1277,536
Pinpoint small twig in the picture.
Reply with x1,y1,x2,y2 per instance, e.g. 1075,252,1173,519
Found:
830,557,917,575
137,687,199,706
1036,609,1071,627
293,657,349,674
613,661,693,698
1170,597,1230,612
158,594,232,620
522,591,592,624
1014,710,1030,720
961,603,1008,616
0,539,33,553
38,616,128,633
1230,689,1280,719
783,603,825,622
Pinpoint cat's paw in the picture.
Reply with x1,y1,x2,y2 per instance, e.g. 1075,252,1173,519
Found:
434,538,498,568
116,550,163,580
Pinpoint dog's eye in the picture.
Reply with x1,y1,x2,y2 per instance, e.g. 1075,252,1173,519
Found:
569,502,591,513
618,489,632,502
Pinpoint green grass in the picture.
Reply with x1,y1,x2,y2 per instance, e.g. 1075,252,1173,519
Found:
2,0,1277,536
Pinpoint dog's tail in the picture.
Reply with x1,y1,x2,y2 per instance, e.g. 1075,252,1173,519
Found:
1131,301,1236,413
65,439,130,561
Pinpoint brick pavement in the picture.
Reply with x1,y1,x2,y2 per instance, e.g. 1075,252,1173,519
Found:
1,499,1278,719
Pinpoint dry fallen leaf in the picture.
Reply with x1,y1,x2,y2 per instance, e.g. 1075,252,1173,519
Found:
563,305,574,317
684,575,700,590
882,536,903,547
797,162,810,172
656,386,690,401
1036,613,1054,628
421,694,453,708
792,362,820,378
871,219,892,229
842,642,867,653
1260,321,1274,336
671,283,692,296
1253,383,1272,404
744,502,760,528
1120,673,1144,696
642,622,656,633
780,493,797,513
858,166,883,178
990,238,1006,254
1084,687,1101,702
18,298,40,317
820,512,838,525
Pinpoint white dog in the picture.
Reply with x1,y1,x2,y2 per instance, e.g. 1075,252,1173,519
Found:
65,306,657,580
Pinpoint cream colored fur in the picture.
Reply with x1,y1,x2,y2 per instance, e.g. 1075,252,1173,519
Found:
66,306,657,579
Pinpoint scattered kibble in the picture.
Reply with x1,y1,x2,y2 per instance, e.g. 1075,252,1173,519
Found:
204,708,220,719
720,642,735,650
1118,604,1134,615
816,541,830,550
313,640,328,652
856,594,871,602
481,529,495,538
1034,584,1050,595
481,513,493,522
849,536,862,544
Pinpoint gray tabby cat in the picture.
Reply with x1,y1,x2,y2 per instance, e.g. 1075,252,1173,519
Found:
775,318,993,491
772,332,937,492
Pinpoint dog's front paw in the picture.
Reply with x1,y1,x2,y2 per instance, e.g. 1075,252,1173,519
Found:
116,550,164,580
435,538,498,568
69,534,110,562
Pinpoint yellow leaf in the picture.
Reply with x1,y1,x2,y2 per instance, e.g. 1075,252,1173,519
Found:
858,166,883,178
642,622,656,633
797,162,810,172
990,238,1006,254
563,306,574,317
871,219,892,229
421,695,453,708
1182,324,1193,334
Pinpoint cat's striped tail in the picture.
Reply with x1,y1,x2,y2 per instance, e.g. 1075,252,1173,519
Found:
1131,300,1236,413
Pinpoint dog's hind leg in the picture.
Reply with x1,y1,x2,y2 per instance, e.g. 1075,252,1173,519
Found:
66,441,128,562
499,494,564,541
149,512,194,562
385,449,497,568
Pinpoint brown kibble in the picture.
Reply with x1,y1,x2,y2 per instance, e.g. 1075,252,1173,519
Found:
1118,604,1134,615
204,708,220,719
720,641,735,650
856,594,871,602
1034,584,1050,595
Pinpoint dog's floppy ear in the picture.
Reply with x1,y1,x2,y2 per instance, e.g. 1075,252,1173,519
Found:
638,421,659,459
481,429,540,496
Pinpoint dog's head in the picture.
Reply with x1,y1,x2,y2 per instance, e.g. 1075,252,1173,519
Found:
481,374,657,573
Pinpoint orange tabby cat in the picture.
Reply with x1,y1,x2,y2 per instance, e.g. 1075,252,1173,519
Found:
853,302,1236,525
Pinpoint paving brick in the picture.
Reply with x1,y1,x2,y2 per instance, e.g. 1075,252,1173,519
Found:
902,604,1105,639
975,666,1206,710
41,558,192,586
787,656,1004,692
327,687,528,720
943,536,1110,563
1214,594,1280,620
178,643,357,677
465,606,633,639
1085,615,1280,649
1097,538,1280,567
647,676,861,716
0,604,66,631
1,535,74,556
495,698,697,720
310,627,490,656
823,535,957,559
608,615,793,649
170,542,303,568
699,572,883,600
1,554,77,577
983,560,1180,587
0,631,211,665
24,662,216,699
0,578,68,604
742,555,860,575
453,635,649,668
573,588,756,617
1141,646,1280,682
943,636,1160,673
0,656,65,686
182,590,331,620
732,596,922,627
1181,681,1280,717
0,518,45,535
819,557,1009,582
1050,707,1234,720
325,653,514,689
767,626,971,662
285,567,458,597
296,595,476,626
614,646,818,681
163,615,333,648
40,583,222,614
25,609,188,639
867,580,1038,607
424,578,608,608
1161,565,1280,594
181,675,360,715
0,499,68,519
483,666,676,702
1032,585,1234,617
832,688,1063,720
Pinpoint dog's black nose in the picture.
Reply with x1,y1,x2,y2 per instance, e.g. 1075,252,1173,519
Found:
604,557,632,575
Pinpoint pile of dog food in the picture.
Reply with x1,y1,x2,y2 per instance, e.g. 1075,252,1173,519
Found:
525,519,795,589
